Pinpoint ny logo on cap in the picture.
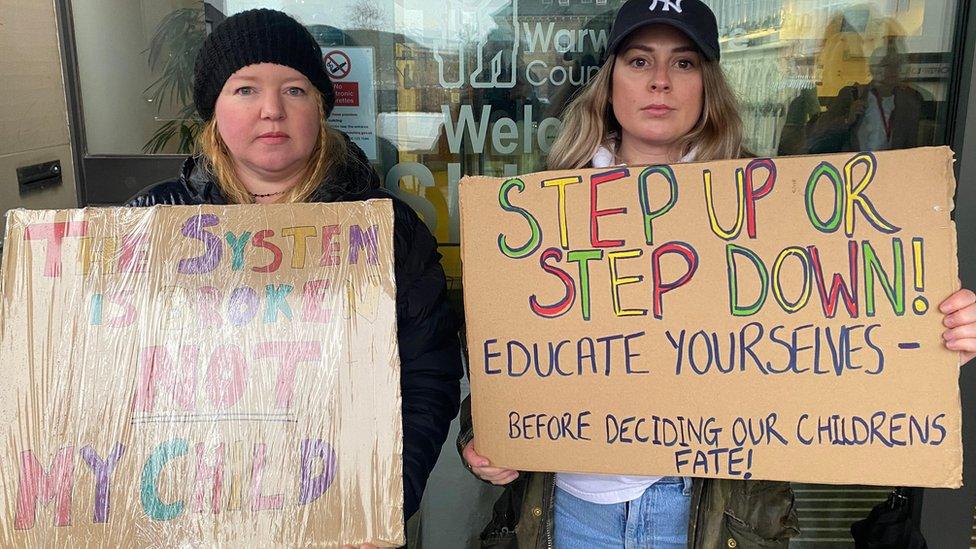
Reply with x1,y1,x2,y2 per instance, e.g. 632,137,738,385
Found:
649,0,683,12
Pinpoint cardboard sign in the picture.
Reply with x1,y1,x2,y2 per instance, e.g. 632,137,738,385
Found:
460,147,962,487
0,201,404,546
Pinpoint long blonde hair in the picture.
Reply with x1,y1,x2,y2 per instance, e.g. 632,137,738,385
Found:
547,53,745,169
197,89,347,204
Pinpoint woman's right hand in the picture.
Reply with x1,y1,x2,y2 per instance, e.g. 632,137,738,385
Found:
462,439,519,485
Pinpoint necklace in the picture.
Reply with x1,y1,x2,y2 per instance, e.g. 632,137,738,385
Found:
249,189,287,198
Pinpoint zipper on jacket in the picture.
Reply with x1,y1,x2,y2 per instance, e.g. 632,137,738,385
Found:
692,479,709,547
539,473,556,549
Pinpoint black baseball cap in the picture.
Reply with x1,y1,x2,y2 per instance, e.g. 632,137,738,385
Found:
606,0,720,62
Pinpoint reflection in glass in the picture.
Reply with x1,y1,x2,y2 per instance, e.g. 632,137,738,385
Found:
72,1,208,154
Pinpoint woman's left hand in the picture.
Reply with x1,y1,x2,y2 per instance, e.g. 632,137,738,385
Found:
940,289,976,364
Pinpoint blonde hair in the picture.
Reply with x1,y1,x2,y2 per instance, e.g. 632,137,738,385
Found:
198,89,347,204
547,53,745,169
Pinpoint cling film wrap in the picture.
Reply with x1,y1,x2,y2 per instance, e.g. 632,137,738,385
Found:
0,200,404,547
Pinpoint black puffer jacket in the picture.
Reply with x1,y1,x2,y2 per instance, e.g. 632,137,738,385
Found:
127,142,463,520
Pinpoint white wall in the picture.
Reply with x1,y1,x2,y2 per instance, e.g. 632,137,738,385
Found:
0,0,79,241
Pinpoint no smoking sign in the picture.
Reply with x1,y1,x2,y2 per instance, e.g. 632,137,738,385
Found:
324,50,352,80
324,46,376,160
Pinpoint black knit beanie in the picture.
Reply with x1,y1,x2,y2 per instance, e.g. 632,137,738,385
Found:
192,9,335,121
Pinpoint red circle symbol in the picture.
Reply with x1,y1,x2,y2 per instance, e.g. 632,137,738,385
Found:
324,50,352,80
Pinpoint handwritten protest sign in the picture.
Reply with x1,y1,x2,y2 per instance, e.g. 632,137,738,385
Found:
0,201,404,546
460,147,962,487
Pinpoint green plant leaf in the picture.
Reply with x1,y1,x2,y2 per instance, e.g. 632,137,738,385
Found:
142,7,205,153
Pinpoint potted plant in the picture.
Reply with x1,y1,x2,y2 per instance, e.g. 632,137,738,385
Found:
142,7,206,154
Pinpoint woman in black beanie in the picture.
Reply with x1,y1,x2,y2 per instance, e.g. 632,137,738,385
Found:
128,9,463,547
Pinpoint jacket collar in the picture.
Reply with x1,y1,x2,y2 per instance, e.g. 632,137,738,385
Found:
178,156,229,204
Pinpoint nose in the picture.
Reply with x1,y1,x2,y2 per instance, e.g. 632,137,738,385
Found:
260,93,285,120
648,64,671,92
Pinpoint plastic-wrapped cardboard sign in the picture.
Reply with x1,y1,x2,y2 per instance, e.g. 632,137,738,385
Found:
460,147,962,487
0,201,404,546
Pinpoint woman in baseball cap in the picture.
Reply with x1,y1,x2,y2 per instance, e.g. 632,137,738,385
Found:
461,0,976,546
460,6,796,547
548,0,734,169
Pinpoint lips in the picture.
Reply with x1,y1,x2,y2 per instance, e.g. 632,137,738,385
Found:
257,131,289,144
641,104,674,115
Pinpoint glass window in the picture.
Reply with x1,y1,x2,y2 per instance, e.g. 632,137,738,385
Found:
727,0,959,158
218,0,962,286
72,1,207,155
74,0,963,274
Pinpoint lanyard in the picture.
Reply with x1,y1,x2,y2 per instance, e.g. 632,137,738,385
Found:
871,88,893,142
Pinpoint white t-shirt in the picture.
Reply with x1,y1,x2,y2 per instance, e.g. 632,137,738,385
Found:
857,91,895,151
555,142,694,505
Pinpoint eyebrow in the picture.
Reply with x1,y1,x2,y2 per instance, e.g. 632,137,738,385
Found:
623,44,699,55
225,75,308,85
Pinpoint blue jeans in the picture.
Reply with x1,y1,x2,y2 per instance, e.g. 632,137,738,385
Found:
554,477,692,549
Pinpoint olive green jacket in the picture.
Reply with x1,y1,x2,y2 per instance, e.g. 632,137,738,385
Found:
458,398,800,549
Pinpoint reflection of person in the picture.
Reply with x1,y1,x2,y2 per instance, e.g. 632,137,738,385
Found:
807,44,924,153
816,12,871,98
777,45,821,156
544,8,616,120
777,86,821,155
456,1,976,547
127,10,462,548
